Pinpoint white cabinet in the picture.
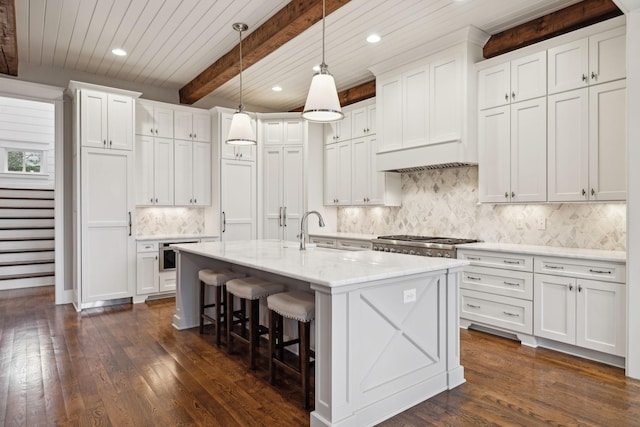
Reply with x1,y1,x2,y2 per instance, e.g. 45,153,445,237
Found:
402,65,429,148
351,101,376,138
377,74,403,151
548,80,626,201
478,51,547,110
262,145,304,241
135,136,174,206
324,141,352,206
174,108,211,143
534,256,626,357
263,119,304,146
219,111,256,161
81,89,134,150
174,140,211,206
478,97,547,203
220,159,256,241
548,27,625,94
135,100,174,138
351,136,401,206
324,111,352,144
136,242,159,295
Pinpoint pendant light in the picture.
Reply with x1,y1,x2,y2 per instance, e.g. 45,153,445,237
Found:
226,23,256,145
302,0,343,122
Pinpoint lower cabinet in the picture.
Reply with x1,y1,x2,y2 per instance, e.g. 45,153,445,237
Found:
309,236,373,251
136,245,159,295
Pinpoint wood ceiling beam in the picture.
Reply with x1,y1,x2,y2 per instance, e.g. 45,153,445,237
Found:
179,0,352,105
0,0,18,76
289,79,376,112
483,0,623,59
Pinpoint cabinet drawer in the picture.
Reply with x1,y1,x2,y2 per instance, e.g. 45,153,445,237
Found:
458,250,533,272
137,242,158,253
309,237,337,248
535,257,625,283
461,289,533,334
337,239,372,251
461,265,533,300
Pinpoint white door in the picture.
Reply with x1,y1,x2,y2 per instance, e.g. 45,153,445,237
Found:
402,65,429,148
588,80,626,201
510,51,547,103
154,137,174,206
135,101,155,137
107,94,133,150
220,159,256,241
81,90,107,148
263,146,284,240
534,274,576,345
377,75,403,151
154,106,174,138
478,106,510,203
282,146,304,241
136,252,159,295
192,142,211,206
324,143,338,205
135,135,154,205
547,38,589,94
174,110,193,141
81,148,134,303
547,88,589,202
478,62,510,110
351,138,369,204
174,140,193,205
192,111,211,142
588,27,626,85
336,141,352,205
510,98,546,202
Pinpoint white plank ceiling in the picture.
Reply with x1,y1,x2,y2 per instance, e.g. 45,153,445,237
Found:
15,0,582,111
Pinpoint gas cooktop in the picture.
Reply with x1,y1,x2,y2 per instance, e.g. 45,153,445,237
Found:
372,235,480,257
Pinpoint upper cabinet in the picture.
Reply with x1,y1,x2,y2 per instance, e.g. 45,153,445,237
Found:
81,89,134,150
351,100,376,139
478,51,546,110
262,119,304,146
324,111,352,144
548,26,625,94
136,100,174,138
174,108,211,143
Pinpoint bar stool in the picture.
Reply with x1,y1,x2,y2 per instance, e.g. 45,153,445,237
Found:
267,290,315,409
198,268,246,347
226,276,285,370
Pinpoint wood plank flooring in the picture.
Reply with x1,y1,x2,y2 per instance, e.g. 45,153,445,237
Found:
1,286,638,426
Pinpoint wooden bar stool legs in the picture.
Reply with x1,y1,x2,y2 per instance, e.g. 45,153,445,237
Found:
198,269,245,347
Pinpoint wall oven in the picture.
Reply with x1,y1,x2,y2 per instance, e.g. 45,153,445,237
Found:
159,240,198,272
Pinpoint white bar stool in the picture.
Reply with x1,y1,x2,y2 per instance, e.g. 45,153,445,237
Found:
198,268,246,347
225,276,285,370
267,290,315,409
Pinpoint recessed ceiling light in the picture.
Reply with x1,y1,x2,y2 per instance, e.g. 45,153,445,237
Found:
272,86,283,92
366,34,381,44
112,48,127,56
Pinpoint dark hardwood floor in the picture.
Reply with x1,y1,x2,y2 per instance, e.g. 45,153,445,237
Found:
1,286,638,426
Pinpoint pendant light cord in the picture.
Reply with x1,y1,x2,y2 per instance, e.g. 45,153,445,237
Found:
238,27,244,111
321,0,326,67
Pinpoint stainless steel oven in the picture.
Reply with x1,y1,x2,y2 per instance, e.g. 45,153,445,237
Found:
159,241,198,272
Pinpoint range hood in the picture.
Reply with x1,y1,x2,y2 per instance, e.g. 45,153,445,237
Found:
376,138,477,173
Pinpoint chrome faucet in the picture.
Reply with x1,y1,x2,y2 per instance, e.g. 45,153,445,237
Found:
299,210,325,250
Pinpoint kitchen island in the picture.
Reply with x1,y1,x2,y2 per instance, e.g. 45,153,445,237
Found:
171,240,468,427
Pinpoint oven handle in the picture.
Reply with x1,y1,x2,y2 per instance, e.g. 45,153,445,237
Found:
128,212,132,236
222,211,226,232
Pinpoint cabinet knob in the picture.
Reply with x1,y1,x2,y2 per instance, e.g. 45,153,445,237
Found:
109,140,112,146
103,140,106,146
591,188,595,196
569,284,573,291
504,192,509,199
582,74,587,82
239,153,243,158
582,189,586,196
150,128,154,134
155,129,158,135
194,198,197,204
190,199,193,203
511,191,515,198
591,71,598,81
578,285,582,293
155,198,158,203
193,134,196,139
505,93,509,101
150,198,153,203
189,133,193,138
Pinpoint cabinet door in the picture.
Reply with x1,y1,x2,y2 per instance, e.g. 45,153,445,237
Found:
136,100,154,136
107,94,133,150
478,106,510,203
174,110,193,140
547,88,589,202
135,135,155,205
478,62,510,110
336,141,352,205
430,54,461,143
548,38,589,94
174,140,193,205
510,98,546,202
324,122,338,145
402,65,429,148
192,111,211,142
338,111,352,141
576,279,626,356
377,75,403,152
81,90,107,148
351,107,368,139
81,149,134,302
192,141,211,206
589,80,626,201
153,137,175,206
284,119,304,145
282,146,304,241
154,106,174,138
351,138,369,204
511,51,546,103
324,144,338,205
263,120,283,145
367,136,391,205
367,104,376,135
263,146,284,239
589,27,626,85
136,252,159,294
220,159,256,241
235,116,257,161
534,273,576,345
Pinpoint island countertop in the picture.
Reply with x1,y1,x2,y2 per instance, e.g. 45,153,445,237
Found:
171,240,468,288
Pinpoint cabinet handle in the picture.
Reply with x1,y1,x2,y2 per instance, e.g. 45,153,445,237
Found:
283,206,287,226
109,140,112,146
194,198,197,204
504,281,520,287
239,153,243,158
511,191,515,198
503,311,520,317
279,207,283,227
103,139,106,146
150,197,153,203
582,189,586,196
591,188,595,196
589,269,612,274
569,284,573,291
582,74,587,82
467,275,482,281
193,133,197,139
190,199,193,204
578,285,582,292
363,128,366,133
156,256,158,260
511,91,515,100
155,129,158,135
150,128,154,134
503,260,520,265
467,256,480,261
505,93,509,101
189,133,193,138
466,303,480,309
155,198,158,203
545,264,564,269
128,212,132,236
222,211,226,232
591,71,598,81
504,192,509,198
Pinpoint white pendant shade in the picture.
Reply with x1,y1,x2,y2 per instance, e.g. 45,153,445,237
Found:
226,111,256,145
302,72,343,122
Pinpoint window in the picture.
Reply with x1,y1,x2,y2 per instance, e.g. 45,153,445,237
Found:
6,150,42,173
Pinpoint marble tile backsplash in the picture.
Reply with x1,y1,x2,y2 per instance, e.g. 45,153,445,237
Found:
136,207,204,236
338,166,626,251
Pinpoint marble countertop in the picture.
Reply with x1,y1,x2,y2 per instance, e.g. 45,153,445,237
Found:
172,240,468,287
457,242,626,263
136,234,219,242
308,231,379,241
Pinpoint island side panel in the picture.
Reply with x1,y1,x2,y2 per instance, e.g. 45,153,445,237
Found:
446,267,466,388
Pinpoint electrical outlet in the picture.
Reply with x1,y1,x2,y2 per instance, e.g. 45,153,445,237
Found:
536,217,546,230
403,288,416,304
516,217,524,229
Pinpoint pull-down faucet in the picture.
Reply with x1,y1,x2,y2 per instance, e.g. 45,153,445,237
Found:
299,210,325,250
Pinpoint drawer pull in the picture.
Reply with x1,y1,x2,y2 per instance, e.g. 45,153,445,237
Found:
545,264,564,269
589,269,612,274
503,260,520,265
467,256,480,261
503,281,520,287
467,275,482,281
503,311,520,317
466,303,481,309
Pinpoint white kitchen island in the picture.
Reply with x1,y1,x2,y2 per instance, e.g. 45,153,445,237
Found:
171,240,468,427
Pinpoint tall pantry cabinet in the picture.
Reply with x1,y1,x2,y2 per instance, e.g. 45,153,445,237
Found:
68,81,140,310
